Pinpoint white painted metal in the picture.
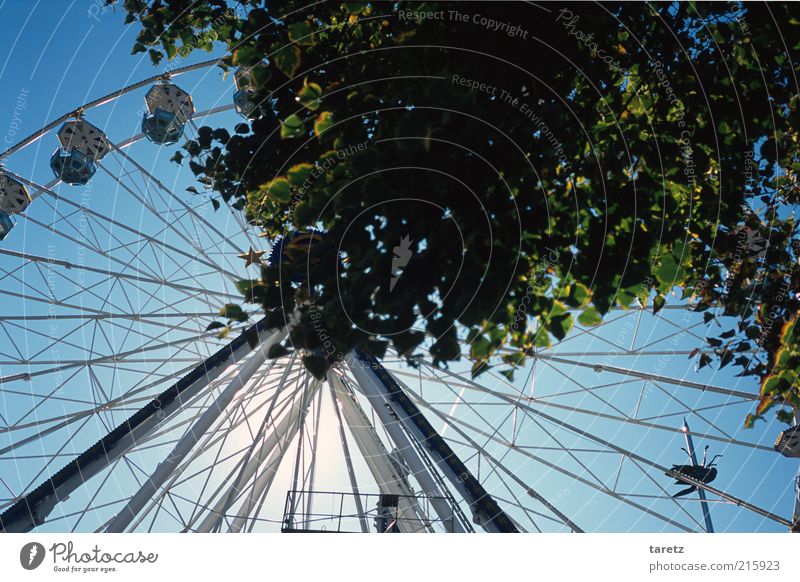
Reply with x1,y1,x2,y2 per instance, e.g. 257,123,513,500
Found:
0,326,285,533
345,354,465,532
144,82,194,123
329,371,430,533
123,359,294,532
228,379,322,533
104,328,286,532
56,119,111,159
192,357,302,532
0,171,31,214
327,377,369,532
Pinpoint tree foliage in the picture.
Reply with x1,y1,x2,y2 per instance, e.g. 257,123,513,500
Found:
117,0,800,426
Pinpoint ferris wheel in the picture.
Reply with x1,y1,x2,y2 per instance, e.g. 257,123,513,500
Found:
0,59,797,534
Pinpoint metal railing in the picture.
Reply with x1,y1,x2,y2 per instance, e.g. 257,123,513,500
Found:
282,490,456,533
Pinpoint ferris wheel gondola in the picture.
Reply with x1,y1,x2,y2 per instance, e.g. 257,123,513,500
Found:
49,118,111,185
141,81,195,145
233,64,268,119
0,170,30,239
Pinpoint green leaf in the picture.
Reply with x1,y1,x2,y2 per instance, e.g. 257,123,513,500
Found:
534,330,551,349
488,324,507,344
205,321,226,331
745,325,760,339
313,111,334,139
566,282,591,307
148,49,163,65
211,128,230,143
756,395,775,416
235,279,259,296
273,44,301,77
719,349,734,368
617,287,639,308
365,339,388,359
220,303,248,323
288,21,314,46
499,369,515,382
235,45,262,67
281,114,305,139
546,313,574,341
431,334,461,362
760,374,783,397
268,343,291,359
163,41,178,60
656,255,683,285
776,408,795,425
469,335,491,359
260,177,292,204
250,63,272,87
471,359,490,378
287,163,314,186
302,354,329,380
237,279,266,303
296,81,323,111
577,306,603,327
293,201,314,227
391,331,425,357
744,413,764,429
653,294,666,314
344,1,368,14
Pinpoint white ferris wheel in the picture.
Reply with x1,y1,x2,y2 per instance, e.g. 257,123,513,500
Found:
0,58,797,534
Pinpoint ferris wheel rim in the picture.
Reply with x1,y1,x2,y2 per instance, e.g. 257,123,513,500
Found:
0,50,794,534
0,58,223,162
